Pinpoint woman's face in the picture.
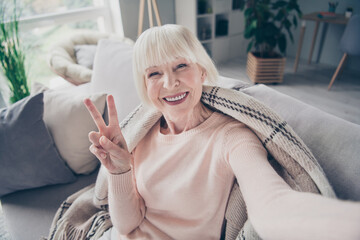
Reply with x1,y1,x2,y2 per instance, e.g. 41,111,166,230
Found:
144,58,205,119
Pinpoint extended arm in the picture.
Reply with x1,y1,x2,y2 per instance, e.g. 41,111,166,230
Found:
227,127,360,240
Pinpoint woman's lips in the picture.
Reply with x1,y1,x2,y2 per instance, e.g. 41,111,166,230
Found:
163,92,189,105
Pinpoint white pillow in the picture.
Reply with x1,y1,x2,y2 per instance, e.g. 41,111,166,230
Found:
41,83,107,174
90,39,140,122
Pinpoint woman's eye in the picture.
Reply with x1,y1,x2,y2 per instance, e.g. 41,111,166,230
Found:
176,63,187,69
148,72,159,78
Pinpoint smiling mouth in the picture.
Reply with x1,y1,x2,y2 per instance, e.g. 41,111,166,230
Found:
163,92,189,105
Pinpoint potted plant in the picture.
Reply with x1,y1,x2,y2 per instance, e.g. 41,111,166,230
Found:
238,0,302,83
0,1,30,104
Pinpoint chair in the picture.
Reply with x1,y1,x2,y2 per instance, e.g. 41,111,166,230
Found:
48,31,133,86
328,15,360,90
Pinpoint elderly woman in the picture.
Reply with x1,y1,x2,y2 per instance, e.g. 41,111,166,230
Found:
84,25,360,240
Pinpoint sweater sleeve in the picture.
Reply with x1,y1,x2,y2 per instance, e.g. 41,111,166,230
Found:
107,169,146,235
226,126,360,240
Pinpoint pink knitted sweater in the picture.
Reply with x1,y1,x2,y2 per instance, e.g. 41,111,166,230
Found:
106,112,360,240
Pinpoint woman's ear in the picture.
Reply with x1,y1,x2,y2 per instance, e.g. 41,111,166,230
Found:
201,69,207,83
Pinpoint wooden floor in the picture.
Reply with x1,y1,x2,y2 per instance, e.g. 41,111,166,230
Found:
217,57,360,125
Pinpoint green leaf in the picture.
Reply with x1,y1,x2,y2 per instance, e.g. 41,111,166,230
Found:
0,0,30,103
275,9,285,21
295,4,302,16
247,40,254,53
244,7,253,18
278,34,287,54
263,10,272,21
286,26,294,42
255,29,266,47
284,18,292,29
293,15,298,27
272,0,287,9
244,20,256,39
264,22,279,37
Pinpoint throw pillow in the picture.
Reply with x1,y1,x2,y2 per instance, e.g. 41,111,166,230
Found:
0,93,76,197
241,84,360,201
40,83,107,174
74,44,97,69
91,39,140,122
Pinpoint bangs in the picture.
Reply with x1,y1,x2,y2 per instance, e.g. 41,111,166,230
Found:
135,27,198,73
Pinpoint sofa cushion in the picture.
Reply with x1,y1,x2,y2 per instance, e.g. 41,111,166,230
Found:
0,93,76,197
241,84,360,201
74,44,97,69
40,83,107,174
91,39,140,122
1,169,98,240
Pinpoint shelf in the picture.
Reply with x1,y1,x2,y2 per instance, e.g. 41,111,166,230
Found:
176,0,244,63
197,17,212,41
215,35,228,40
232,0,242,10
197,13,213,18
197,0,213,15
215,14,229,37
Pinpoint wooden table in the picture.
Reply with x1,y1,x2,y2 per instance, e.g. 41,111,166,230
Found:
293,12,349,72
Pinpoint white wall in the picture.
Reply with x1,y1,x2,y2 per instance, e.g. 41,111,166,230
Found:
118,0,175,41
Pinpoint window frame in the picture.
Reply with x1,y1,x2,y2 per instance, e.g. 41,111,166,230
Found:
17,0,124,36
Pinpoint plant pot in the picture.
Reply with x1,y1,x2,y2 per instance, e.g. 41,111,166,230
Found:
246,52,286,84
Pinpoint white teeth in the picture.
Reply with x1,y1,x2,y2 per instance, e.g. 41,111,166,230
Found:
165,93,187,102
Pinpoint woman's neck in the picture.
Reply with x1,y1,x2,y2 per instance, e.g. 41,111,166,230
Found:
160,103,213,135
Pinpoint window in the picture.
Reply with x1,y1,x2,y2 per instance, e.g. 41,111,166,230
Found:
13,0,123,87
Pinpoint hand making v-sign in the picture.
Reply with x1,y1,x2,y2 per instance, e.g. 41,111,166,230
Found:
84,95,132,175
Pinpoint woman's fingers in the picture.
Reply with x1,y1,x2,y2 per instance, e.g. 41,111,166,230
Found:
89,144,107,163
100,136,130,160
90,137,131,174
84,98,107,133
107,95,120,127
112,131,129,152
88,131,102,146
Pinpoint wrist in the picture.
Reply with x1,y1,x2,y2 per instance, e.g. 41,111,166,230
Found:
109,165,131,175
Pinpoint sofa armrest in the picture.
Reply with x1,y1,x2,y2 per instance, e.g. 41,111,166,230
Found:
242,84,360,201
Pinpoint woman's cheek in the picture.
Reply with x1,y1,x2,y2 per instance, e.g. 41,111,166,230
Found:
146,81,160,101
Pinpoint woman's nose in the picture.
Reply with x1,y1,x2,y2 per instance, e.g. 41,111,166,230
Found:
163,73,178,89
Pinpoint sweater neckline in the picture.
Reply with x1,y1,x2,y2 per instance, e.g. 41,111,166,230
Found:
156,111,221,143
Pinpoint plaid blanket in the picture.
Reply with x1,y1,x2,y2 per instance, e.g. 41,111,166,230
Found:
47,86,335,240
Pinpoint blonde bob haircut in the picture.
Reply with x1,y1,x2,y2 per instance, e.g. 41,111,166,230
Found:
133,24,218,106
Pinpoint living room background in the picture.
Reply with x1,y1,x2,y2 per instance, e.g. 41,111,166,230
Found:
118,0,360,72
9,0,360,88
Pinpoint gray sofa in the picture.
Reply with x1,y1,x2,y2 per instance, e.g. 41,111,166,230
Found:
1,39,360,240
2,79,360,240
